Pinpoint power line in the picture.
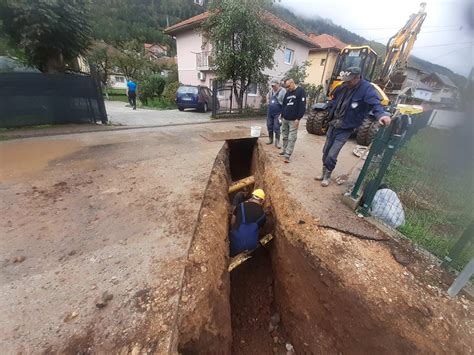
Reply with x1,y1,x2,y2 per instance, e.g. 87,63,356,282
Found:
349,25,460,31
431,45,474,60
416,41,473,48
419,27,464,34
368,40,473,47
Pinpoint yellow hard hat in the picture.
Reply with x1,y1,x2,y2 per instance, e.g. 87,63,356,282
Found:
252,189,265,200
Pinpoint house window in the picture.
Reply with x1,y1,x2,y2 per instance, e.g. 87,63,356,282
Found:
320,58,326,66
284,48,294,65
247,83,258,96
116,76,125,83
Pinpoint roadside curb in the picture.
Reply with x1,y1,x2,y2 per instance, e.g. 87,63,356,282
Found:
0,117,266,140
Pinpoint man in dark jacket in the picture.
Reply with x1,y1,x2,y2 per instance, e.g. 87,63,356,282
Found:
279,78,306,163
315,67,391,187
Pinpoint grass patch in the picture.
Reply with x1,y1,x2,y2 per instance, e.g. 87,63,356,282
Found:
106,95,129,103
374,126,474,270
106,88,126,96
141,97,176,110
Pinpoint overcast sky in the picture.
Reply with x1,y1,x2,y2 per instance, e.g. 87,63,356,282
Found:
279,0,473,76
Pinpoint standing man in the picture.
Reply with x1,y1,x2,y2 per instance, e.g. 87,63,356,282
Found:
316,67,391,187
266,79,286,148
280,78,306,163
126,79,137,110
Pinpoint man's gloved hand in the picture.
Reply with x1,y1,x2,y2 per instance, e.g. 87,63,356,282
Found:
379,116,391,126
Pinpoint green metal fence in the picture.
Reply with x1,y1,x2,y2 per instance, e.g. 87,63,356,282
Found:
351,111,474,271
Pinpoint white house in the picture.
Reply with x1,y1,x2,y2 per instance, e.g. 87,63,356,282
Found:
108,74,128,90
164,11,316,107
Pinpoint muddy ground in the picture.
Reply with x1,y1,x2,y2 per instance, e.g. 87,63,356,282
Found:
1,120,472,353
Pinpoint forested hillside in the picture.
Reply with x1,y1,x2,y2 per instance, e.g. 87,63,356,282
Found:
0,0,464,86
89,0,204,52
269,4,466,87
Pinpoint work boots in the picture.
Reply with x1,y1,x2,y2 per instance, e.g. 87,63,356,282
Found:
321,170,333,187
274,134,281,149
266,132,273,145
315,166,327,181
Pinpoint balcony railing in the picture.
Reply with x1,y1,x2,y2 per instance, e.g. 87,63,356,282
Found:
196,51,215,70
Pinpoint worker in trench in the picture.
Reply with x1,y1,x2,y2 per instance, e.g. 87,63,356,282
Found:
316,67,392,187
229,189,266,256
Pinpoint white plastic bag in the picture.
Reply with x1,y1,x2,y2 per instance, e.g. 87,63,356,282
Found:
371,189,405,228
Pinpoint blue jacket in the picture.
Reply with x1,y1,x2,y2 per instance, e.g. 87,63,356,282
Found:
328,79,388,130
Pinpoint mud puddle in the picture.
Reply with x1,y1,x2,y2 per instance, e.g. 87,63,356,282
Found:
0,139,83,181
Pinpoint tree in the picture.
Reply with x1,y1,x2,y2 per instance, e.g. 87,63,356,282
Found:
204,0,281,112
285,61,323,107
0,0,92,73
111,41,150,80
138,74,166,105
285,61,310,85
86,41,118,98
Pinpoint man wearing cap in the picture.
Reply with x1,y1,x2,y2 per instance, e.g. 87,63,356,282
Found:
266,80,286,148
315,66,391,187
229,189,267,256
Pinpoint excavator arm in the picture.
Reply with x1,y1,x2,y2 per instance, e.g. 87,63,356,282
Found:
378,3,427,91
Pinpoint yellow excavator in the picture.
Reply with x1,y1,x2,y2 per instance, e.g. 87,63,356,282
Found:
306,3,427,146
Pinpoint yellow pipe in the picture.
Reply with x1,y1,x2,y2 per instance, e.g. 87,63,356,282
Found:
228,176,255,194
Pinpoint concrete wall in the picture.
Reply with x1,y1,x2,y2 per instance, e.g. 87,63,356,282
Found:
428,110,466,129
307,50,338,87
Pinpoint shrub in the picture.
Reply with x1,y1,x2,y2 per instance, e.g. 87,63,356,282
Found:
138,74,166,104
162,81,180,104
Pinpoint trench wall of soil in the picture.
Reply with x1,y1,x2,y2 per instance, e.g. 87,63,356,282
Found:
172,143,233,354
172,139,472,354
254,141,472,354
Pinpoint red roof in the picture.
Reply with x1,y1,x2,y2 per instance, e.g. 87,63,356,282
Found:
308,33,347,50
164,11,210,34
165,11,317,47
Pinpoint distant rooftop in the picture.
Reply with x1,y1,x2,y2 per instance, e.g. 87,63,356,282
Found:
308,33,347,51
164,11,317,47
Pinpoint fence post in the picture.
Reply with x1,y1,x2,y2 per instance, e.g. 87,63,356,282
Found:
359,126,405,216
212,80,218,118
90,64,108,124
351,125,387,199
447,258,474,297
442,222,474,268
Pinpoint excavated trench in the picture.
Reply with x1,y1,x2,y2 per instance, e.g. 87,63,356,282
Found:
227,139,288,354
172,138,471,354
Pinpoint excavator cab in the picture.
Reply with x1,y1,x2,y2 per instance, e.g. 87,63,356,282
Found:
327,45,378,97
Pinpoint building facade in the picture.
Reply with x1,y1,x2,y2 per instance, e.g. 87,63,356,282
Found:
306,34,347,88
165,11,316,107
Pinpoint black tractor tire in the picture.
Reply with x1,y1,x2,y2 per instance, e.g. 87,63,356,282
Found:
367,121,381,144
356,118,375,146
306,110,329,135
